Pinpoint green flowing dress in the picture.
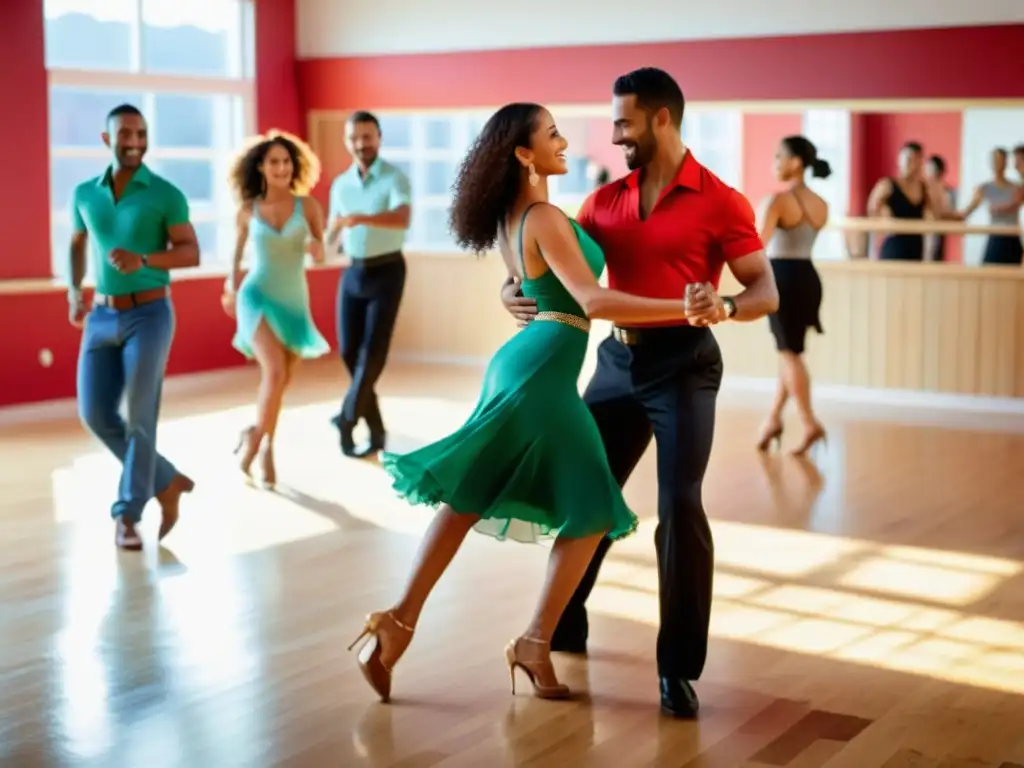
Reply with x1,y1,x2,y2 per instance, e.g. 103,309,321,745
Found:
380,203,638,543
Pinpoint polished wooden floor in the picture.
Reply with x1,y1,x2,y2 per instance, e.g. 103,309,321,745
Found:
2,359,1024,768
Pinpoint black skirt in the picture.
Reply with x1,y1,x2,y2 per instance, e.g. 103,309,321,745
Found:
879,233,924,261
768,259,823,355
981,235,1023,266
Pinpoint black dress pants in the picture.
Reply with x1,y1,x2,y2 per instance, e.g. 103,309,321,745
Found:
553,325,723,681
336,252,407,435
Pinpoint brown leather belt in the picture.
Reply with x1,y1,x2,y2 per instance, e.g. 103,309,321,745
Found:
350,250,404,269
612,324,700,347
94,286,169,311
612,326,647,346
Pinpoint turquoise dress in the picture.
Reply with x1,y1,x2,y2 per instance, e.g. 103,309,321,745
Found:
233,197,331,359
381,204,638,544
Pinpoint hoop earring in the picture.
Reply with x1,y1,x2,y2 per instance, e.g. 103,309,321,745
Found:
528,163,539,187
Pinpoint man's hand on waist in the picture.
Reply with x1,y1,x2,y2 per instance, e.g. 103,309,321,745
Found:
501,276,537,328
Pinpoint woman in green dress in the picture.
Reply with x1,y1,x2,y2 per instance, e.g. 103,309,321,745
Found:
349,103,696,703
222,131,331,489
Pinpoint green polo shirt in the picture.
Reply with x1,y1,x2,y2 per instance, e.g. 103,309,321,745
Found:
328,157,411,259
70,164,190,295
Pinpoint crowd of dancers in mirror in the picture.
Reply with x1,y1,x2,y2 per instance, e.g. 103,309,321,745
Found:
64,66,1023,718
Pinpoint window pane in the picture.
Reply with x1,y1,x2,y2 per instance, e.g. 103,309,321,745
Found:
390,159,412,181
51,157,110,209
467,117,488,144
425,161,456,196
556,157,591,196
424,119,453,150
241,0,255,79
141,0,244,78
194,221,220,263
152,94,216,148
149,159,215,202
423,207,453,247
50,87,144,148
378,116,412,149
51,219,73,280
44,0,134,72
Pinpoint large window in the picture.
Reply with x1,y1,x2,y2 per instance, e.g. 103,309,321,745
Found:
801,109,851,261
45,0,255,280
683,109,743,191
371,113,595,252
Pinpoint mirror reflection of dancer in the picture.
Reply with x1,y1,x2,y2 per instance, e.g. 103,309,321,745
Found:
867,141,934,261
222,131,330,489
68,104,199,551
347,102,718,706
756,136,830,455
954,147,1024,266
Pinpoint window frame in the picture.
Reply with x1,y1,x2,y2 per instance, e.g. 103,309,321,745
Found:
45,0,256,281
369,111,603,253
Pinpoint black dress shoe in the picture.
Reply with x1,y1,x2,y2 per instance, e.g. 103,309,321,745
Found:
330,414,357,456
353,432,386,459
659,677,699,718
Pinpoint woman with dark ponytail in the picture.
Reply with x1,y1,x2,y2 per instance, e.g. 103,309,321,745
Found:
755,135,828,456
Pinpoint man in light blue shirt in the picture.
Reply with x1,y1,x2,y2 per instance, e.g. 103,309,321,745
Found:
327,110,412,458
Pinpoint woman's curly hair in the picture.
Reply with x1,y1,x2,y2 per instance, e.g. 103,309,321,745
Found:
227,130,322,202
449,103,544,254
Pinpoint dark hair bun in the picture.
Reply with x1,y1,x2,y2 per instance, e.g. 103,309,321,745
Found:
811,158,832,180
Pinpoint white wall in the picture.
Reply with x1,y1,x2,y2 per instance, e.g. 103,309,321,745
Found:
297,0,1024,58
958,107,1024,264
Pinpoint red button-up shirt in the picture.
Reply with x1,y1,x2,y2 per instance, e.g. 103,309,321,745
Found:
576,151,763,327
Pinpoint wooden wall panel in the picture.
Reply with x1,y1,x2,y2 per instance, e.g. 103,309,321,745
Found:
390,257,1024,400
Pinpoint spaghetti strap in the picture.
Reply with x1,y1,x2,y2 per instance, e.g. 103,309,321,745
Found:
516,201,546,278
791,190,812,225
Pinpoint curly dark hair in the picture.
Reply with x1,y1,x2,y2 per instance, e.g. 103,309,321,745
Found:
227,130,322,202
449,103,544,254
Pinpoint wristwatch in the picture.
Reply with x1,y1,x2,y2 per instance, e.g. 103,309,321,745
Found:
722,296,737,319
140,253,149,267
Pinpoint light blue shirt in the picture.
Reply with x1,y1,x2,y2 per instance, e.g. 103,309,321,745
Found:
328,157,411,259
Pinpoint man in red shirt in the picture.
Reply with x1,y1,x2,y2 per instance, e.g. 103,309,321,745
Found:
502,68,778,718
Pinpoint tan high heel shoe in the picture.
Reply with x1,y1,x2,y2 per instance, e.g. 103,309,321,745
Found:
756,422,784,452
791,424,827,456
348,611,414,703
259,444,276,490
233,426,261,481
505,637,571,700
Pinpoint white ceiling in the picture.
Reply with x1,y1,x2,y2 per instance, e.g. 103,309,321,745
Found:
297,0,1024,58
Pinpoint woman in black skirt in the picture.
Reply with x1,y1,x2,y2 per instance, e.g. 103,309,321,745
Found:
756,135,829,456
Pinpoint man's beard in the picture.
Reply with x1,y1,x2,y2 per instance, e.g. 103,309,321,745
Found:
623,135,656,170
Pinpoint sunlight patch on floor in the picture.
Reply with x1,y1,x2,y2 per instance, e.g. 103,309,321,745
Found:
589,519,1024,695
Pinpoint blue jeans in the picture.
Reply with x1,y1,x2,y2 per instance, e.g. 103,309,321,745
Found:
77,298,178,523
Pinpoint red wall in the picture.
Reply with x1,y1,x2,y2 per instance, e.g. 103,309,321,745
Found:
0,0,345,408
297,26,1024,110
2,2,49,281
741,113,803,212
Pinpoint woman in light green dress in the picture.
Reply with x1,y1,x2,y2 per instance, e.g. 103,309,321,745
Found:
222,131,330,489
348,104,696,704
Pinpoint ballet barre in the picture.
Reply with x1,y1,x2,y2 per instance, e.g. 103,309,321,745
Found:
830,217,1021,237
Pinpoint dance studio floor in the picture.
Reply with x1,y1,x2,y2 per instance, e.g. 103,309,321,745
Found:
2,359,1024,767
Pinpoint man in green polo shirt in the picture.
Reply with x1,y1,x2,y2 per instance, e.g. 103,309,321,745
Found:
66,103,200,551
327,110,412,458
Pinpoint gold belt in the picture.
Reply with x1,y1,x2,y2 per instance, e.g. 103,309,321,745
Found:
535,311,590,332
